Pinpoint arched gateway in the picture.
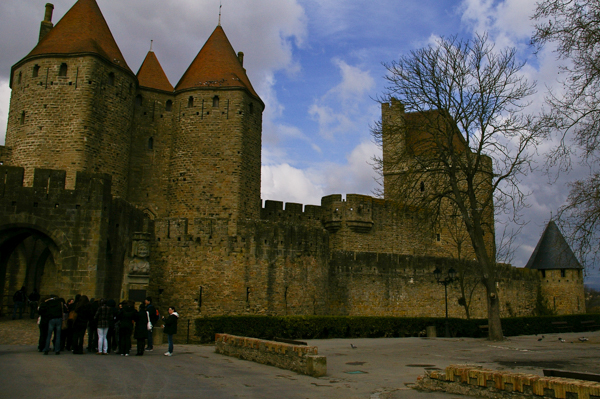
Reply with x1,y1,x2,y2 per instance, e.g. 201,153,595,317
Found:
0,166,148,314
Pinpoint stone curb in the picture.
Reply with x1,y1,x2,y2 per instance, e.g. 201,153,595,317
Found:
214,333,327,377
415,364,600,399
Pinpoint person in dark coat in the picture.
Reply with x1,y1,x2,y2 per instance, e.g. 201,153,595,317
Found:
95,299,112,354
64,298,75,351
144,297,157,351
28,288,40,319
72,296,91,354
106,299,117,353
12,286,27,320
37,295,50,352
162,306,179,356
117,301,136,356
134,303,149,356
42,295,63,355
87,298,99,353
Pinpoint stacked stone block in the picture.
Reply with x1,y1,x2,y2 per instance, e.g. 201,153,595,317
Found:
6,56,136,197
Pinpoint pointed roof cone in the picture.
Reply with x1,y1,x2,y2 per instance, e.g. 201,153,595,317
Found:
23,0,131,73
137,51,173,92
175,26,261,102
525,221,582,270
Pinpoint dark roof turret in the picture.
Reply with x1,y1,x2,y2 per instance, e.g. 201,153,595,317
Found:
525,221,582,270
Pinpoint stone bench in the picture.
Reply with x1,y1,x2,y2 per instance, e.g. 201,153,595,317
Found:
214,334,327,377
416,364,600,399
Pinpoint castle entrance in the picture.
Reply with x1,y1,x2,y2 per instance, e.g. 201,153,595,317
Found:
0,226,69,315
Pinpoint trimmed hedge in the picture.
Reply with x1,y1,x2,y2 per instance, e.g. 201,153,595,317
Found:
195,314,600,343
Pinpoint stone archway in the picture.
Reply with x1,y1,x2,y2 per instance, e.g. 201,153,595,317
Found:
0,218,76,314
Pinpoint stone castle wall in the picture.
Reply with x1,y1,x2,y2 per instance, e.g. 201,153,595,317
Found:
0,166,146,313
146,199,581,323
6,55,136,197
540,269,585,314
168,89,262,226
127,87,174,219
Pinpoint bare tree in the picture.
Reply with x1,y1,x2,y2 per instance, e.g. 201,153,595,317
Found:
372,34,539,340
532,0,600,266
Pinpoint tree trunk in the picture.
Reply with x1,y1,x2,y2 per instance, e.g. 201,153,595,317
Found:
484,279,503,341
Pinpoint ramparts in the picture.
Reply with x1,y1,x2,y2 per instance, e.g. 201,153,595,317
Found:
215,333,327,377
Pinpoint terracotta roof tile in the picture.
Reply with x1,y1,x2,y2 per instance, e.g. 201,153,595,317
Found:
175,26,260,100
24,0,131,73
137,51,173,92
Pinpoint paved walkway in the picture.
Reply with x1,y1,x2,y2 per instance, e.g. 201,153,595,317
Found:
2,317,600,399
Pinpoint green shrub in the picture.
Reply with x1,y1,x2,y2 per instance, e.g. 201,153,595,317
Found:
195,314,600,343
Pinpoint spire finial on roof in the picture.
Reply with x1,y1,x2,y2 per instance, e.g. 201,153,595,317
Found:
150,39,153,52
218,2,222,26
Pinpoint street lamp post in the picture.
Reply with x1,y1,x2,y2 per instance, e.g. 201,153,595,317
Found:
433,267,457,338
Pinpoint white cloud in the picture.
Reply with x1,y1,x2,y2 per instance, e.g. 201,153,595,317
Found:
261,140,380,206
309,59,375,139
459,0,537,49
261,163,324,205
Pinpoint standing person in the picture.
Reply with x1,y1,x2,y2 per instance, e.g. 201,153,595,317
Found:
87,298,99,353
134,303,149,356
95,299,111,355
65,298,75,351
162,307,179,357
28,288,40,319
42,294,63,355
106,299,117,354
117,301,135,356
12,286,27,320
144,297,157,351
72,296,91,354
59,298,68,352
37,295,50,352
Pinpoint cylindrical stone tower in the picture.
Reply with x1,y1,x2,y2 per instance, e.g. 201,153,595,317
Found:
5,0,136,197
169,25,264,224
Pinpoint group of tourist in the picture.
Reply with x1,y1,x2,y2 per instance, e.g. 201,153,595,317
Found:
12,287,178,357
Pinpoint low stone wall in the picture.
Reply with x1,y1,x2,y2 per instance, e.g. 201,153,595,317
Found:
214,334,327,377
416,364,600,399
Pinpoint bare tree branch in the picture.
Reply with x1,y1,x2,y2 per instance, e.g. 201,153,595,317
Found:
372,34,539,340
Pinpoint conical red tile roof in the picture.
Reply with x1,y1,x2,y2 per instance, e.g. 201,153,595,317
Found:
175,26,260,100
137,51,173,92
24,0,131,73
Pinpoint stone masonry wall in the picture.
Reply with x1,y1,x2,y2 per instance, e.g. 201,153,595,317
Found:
148,217,330,321
127,87,174,218
0,166,148,312
328,252,541,318
168,89,262,228
541,269,585,315
6,55,136,197
0,166,112,304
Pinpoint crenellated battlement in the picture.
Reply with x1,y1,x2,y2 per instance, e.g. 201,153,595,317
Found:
0,166,112,210
260,200,323,223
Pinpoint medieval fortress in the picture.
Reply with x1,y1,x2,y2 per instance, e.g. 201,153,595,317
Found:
0,0,584,321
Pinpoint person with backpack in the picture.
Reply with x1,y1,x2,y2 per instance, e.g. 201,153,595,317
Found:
12,286,27,320
144,297,158,351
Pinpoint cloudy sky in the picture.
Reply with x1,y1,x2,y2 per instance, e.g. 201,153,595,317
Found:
0,0,593,283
